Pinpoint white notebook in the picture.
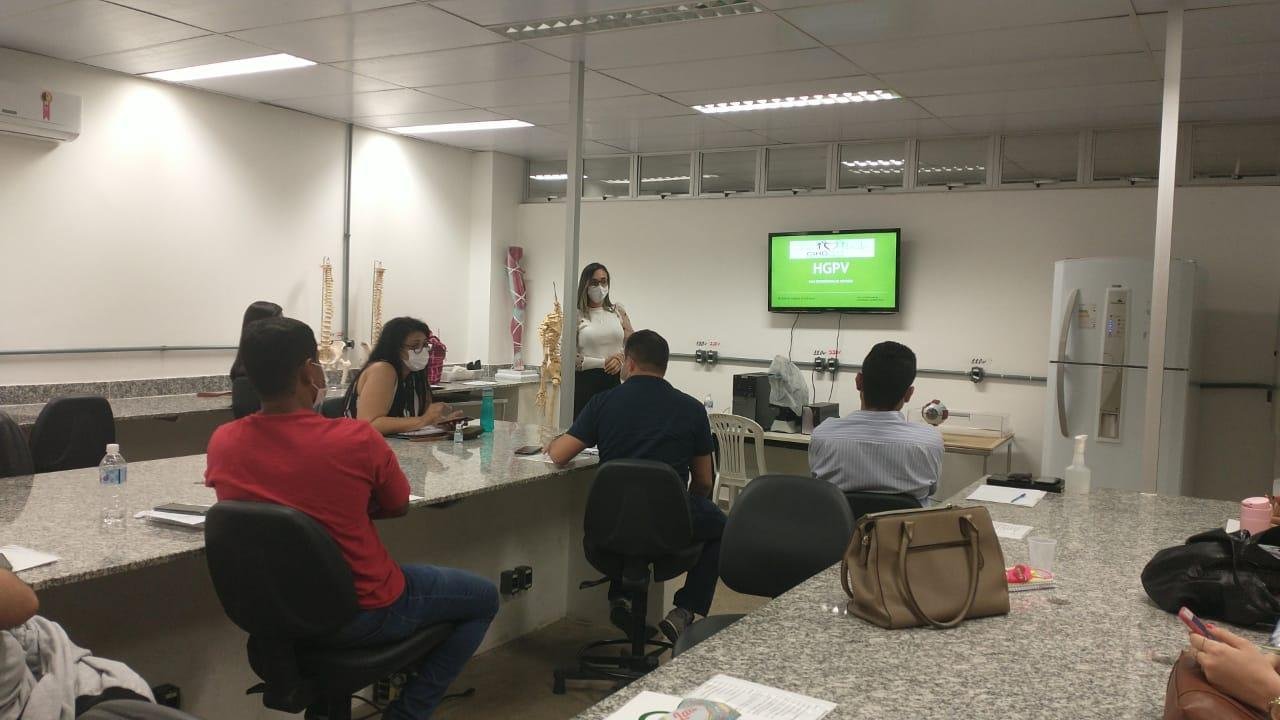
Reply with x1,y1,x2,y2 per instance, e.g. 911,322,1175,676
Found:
0,545,59,573
966,485,1046,507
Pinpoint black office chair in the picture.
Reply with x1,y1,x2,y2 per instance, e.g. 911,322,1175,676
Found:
230,377,260,419
553,460,703,694
320,396,346,419
205,501,453,720
0,411,33,478
79,700,204,720
27,395,115,473
674,474,855,656
844,490,921,521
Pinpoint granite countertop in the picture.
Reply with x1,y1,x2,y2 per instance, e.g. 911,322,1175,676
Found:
578,485,1257,720
0,421,594,591
3,394,234,428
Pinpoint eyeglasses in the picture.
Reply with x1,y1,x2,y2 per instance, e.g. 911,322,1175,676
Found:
588,279,609,287
402,343,431,352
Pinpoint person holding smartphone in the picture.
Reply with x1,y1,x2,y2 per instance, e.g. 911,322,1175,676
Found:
573,263,633,419
1185,617,1280,716
343,316,463,436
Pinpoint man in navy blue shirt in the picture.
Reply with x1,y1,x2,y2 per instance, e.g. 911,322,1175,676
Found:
548,330,725,643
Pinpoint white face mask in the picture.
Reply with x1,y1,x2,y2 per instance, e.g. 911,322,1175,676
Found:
587,284,609,304
405,347,431,372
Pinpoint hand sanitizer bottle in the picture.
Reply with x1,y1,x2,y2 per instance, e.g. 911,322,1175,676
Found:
1064,434,1092,494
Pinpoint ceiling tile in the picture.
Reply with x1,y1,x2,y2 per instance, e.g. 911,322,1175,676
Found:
419,72,639,107
880,53,1159,96
339,43,566,87
579,114,739,141
357,108,509,128
180,63,397,101
426,0,647,27
779,0,1131,46
1180,96,1280,121
525,13,817,68
916,82,1161,118
0,1,68,19
755,0,854,8
274,89,467,119
1181,73,1280,101
79,34,271,74
761,118,954,144
0,0,205,60
1177,41,1280,77
593,130,769,153
714,98,934,131
663,76,880,106
1141,3,1280,50
1131,0,1280,14
837,17,1147,75
111,0,407,33
606,48,859,94
416,124,616,158
230,4,501,64
940,104,1160,134
494,94,694,125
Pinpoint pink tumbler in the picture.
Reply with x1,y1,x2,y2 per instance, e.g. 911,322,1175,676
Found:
1240,497,1272,535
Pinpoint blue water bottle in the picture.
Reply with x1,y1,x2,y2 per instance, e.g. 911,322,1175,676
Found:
480,388,495,432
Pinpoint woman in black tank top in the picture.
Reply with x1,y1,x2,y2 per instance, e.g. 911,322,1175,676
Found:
343,316,463,436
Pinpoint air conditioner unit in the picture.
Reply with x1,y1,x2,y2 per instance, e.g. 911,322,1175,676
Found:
0,79,80,142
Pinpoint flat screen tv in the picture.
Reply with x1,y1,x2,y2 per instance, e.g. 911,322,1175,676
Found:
768,229,901,313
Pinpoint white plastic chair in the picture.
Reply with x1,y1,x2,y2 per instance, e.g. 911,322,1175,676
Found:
709,413,767,510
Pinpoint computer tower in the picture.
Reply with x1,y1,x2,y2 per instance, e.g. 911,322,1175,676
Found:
732,372,778,429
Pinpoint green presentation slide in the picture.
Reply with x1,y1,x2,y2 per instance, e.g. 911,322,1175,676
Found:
769,231,899,311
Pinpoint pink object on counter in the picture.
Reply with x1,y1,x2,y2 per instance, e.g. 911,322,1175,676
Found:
1240,496,1272,535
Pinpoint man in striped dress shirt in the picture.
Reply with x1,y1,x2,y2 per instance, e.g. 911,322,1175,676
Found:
808,341,944,506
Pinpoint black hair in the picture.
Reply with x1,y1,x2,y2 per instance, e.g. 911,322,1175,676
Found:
861,341,917,410
362,316,431,378
576,262,615,317
230,300,283,379
241,316,317,399
624,329,669,374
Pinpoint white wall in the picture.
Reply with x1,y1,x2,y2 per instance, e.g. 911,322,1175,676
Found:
515,186,1280,500
466,151,526,367
0,48,488,386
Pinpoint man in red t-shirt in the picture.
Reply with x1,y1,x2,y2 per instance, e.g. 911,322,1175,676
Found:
205,317,497,719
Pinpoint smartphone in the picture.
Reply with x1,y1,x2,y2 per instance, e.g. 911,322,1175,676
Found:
515,445,543,456
1178,607,1215,639
154,503,212,516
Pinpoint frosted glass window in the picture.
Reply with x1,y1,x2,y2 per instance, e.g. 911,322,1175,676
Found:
582,156,631,198
639,154,691,196
527,160,567,200
1002,133,1078,184
1192,122,1280,179
917,137,988,186
1093,128,1159,182
767,145,828,192
701,150,756,194
838,141,905,189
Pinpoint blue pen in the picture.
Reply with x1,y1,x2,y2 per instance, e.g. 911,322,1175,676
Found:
1011,492,1027,504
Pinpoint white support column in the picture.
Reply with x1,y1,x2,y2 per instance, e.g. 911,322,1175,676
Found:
558,61,586,429
1141,1,1184,494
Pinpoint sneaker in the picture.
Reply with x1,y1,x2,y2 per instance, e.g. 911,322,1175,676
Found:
659,608,694,644
609,597,632,632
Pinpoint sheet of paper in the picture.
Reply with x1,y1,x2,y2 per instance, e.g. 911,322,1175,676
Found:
993,521,1034,540
0,545,59,573
601,691,681,719
462,380,498,386
135,510,205,528
397,425,444,438
515,453,591,468
1226,518,1241,533
409,495,425,502
966,485,1045,507
690,674,836,720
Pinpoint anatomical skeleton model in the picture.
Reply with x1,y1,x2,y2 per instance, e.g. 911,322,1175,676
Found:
370,261,386,346
536,285,563,427
317,257,343,368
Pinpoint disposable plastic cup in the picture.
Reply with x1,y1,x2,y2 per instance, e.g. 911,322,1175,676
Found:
1028,537,1058,574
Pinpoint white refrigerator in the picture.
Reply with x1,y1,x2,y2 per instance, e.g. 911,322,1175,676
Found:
1040,257,1198,495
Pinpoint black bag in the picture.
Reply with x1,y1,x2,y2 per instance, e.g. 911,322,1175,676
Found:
1142,526,1280,629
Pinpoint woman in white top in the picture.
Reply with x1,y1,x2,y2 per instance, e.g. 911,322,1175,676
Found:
574,262,633,418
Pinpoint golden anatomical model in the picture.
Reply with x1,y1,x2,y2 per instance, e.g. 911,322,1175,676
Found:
317,257,342,367
536,285,564,427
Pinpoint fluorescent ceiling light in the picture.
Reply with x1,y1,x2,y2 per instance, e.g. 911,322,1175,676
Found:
144,53,314,82
530,173,571,181
693,90,899,114
918,165,985,173
842,159,904,168
493,0,761,39
393,119,532,135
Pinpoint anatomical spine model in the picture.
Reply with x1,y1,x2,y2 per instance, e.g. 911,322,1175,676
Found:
318,257,342,367
536,285,564,426
370,261,386,346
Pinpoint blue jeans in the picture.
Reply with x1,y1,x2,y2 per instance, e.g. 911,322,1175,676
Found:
324,565,499,719
609,494,726,617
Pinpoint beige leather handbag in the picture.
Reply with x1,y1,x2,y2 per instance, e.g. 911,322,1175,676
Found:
841,504,1010,629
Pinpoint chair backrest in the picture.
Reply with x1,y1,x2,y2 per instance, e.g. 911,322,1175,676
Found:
231,376,261,419
709,413,766,481
320,396,346,419
28,395,115,473
844,490,921,521
0,412,33,479
720,474,855,598
584,459,693,559
205,500,358,641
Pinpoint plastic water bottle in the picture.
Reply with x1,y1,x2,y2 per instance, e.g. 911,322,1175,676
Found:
704,394,715,413
453,424,463,444
99,443,127,529
1063,434,1092,494
480,388,495,432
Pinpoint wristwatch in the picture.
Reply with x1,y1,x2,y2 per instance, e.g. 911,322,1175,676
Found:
1268,696,1280,720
